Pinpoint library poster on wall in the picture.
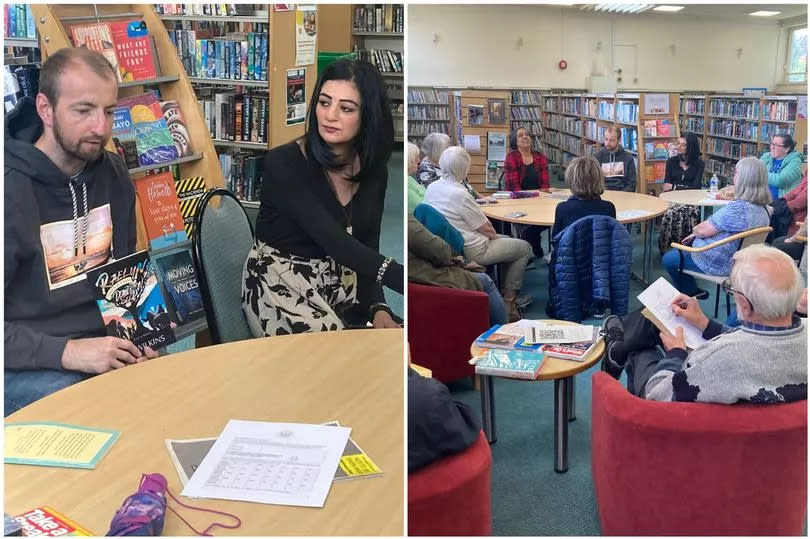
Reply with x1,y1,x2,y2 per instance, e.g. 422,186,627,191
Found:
286,68,306,126
488,99,506,124
295,5,317,66
644,94,669,115
487,132,507,162
468,104,484,126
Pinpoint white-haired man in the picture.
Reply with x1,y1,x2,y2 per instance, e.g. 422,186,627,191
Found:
600,244,807,403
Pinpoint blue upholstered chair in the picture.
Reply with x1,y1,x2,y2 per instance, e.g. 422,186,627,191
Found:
191,189,254,344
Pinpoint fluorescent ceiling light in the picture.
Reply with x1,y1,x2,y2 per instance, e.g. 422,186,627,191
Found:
593,4,653,14
749,10,782,17
653,5,684,12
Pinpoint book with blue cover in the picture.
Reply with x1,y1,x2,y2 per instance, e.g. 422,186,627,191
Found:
474,324,543,351
473,349,545,380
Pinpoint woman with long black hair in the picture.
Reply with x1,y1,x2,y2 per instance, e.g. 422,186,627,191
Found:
662,133,705,192
242,59,403,336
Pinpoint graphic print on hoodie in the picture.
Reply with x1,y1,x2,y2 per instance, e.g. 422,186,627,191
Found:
5,97,137,370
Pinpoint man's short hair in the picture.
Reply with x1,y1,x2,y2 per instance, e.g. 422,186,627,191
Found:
421,132,451,163
603,126,620,139
438,146,471,181
731,244,803,319
38,47,118,106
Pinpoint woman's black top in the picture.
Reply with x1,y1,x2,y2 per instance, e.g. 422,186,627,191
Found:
552,196,617,239
255,142,404,308
664,156,705,190
521,163,540,190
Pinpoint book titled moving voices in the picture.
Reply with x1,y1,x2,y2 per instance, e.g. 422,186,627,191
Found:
86,251,176,352
154,249,204,324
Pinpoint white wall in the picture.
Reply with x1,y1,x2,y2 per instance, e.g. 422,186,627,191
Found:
408,5,792,92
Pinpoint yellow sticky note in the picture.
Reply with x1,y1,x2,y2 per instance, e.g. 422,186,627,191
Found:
5,422,120,469
339,454,382,477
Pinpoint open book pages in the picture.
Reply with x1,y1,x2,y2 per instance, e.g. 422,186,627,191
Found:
638,277,707,350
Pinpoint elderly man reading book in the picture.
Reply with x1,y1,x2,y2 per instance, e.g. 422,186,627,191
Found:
599,245,807,404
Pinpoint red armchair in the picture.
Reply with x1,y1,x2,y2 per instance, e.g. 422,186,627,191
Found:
591,372,807,536
408,283,490,383
408,431,492,536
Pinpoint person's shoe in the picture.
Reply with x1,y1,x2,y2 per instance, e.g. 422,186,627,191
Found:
592,307,610,320
504,299,521,322
599,315,626,379
514,294,534,308
693,288,710,300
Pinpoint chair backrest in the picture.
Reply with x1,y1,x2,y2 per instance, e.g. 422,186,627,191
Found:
191,189,254,344
738,225,773,250
591,372,807,535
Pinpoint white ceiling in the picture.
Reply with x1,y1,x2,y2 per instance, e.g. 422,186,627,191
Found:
570,3,807,23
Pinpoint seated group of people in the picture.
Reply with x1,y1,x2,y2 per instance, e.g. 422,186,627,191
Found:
5,50,404,415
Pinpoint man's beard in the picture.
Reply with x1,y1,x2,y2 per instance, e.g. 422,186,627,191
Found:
53,117,107,163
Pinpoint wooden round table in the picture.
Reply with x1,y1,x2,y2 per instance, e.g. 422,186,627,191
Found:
4,329,404,536
481,189,669,283
470,321,605,474
658,188,731,208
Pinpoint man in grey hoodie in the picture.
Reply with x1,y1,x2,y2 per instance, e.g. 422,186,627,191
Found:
595,126,637,192
5,47,157,415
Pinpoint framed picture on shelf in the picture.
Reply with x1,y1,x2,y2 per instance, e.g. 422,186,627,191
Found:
468,104,483,126
488,98,506,124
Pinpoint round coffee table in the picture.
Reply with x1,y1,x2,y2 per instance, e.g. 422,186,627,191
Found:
470,321,605,473
658,188,731,207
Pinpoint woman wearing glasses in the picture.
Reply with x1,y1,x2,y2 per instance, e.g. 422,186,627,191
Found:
760,133,802,199
660,157,772,296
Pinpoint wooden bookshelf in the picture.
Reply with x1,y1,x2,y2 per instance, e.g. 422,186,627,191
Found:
407,87,452,146
637,93,680,195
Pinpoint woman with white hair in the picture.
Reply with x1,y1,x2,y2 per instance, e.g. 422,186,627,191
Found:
407,141,425,214
661,156,772,296
424,146,534,320
417,132,451,187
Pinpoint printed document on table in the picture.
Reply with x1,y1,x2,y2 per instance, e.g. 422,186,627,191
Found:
637,277,706,350
181,420,351,507
617,210,652,220
522,322,595,344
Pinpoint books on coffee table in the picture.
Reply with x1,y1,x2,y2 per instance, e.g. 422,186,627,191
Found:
471,349,545,380
474,324,542,351
540,326,601,361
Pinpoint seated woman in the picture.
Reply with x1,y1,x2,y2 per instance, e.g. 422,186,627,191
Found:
242,59,403,336
551,156,616,240
662,133,705,192
504,126,550,257
661,156,771,297
772,170,807,261
416,132,451,187
424,146,533,321
408,216,507,325
407,141,426,214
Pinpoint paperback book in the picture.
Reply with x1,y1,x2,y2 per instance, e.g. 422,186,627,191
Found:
86,250,177,351
69,22,123,82
13,506,92,536
109,19,158,81
540,326,602,361
112,106,139,169
474,324,543,352
153,248,204,324
117,92,179,167
472,349,545,380
134,171,187,250
175,176,207,237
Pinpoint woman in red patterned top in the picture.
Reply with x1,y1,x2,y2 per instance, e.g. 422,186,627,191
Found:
503,127,550,191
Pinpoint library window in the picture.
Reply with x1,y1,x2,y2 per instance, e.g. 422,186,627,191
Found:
786,26,807,83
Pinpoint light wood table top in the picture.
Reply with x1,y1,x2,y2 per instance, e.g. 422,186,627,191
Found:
658,189,731,207
4,329,404,536
480,189,668,226
471,321,605,380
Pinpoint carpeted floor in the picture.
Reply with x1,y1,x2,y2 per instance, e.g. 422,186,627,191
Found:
446,174,734,535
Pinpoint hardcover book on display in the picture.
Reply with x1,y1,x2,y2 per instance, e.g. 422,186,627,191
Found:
472,349,545,380
109,20,158,81
134,172,187,250
153,249,204,324
86,250,176,352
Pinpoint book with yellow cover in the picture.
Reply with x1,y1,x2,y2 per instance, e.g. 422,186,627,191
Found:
14,506,92,536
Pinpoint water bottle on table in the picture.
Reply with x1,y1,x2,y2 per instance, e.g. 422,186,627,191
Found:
710,173,719,195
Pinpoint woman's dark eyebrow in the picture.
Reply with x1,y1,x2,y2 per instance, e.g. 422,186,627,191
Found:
319,92,359,107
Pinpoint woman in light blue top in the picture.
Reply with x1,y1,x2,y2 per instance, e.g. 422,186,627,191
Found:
662,156,771,296
760,133,803,198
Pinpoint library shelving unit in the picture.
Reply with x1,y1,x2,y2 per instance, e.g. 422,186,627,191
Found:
636,93,680,195
155,4,317,209
509,89,545,153
351,4,404,142
30,3,225,250
407,86,453,147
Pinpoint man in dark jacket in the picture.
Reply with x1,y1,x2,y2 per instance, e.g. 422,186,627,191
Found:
595,126,637,192
408,368,480,472
5,47,157,415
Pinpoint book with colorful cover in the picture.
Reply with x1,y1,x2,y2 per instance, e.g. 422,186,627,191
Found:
653,161,666,181
472,349,545,380
112,106,139,169
474,325,543,351
656,119,672,137
540,326,601,361
643,119,657,137
159,100,192,157
13,506,92,536
153,248,204,324
653,141,668,159
117,93,180,167
86,250,177,351
175,176,207,237
643,142,655,161
69,23,122,82
134,172,187,250
109,19,158,81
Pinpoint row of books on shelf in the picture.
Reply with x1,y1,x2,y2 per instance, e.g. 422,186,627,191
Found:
709,99,759,119
511,106,543,120
511,121,543,137
706,158,734,179
356,48,403,73
69,20,161,83
154,4,258,16
4,4,36,39
198,90,269,144
584,121,606,142
167,29,268,81
220,152,264,202
409,121,450,137
762,100,798,121
583,97,598,117
353,4,404,33
619,127,638,153
681,99,705,115
113,92,193,170
760,123,793,142
708,119,758,141
545,114,581,135
705,137,758,160
641,119,674,137
3,64,38,113
407,105,449,119
680,117,705,133
615,102,639,124
546,131,582,154
408,89,449,104
511,90,543,105
598,101,614,121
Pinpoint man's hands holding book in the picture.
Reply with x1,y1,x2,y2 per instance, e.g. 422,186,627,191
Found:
62,337,158,374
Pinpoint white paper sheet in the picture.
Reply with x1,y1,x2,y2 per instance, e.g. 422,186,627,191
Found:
637,277,707,350
617,210,653,220
697,197,730,205
522,322,596,344
463,135,482,155
181,420,351,507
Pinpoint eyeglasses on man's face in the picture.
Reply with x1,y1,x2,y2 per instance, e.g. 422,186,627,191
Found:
770,142,786,148
721,278,754,313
